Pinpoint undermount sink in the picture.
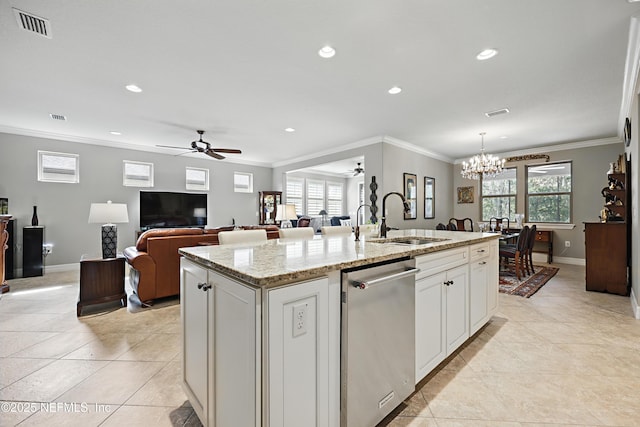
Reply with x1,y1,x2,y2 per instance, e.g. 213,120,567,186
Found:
369,236,450,245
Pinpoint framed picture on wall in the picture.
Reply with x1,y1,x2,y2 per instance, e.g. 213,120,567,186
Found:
424,177,435,219
403,173,417,219
457,186,474,204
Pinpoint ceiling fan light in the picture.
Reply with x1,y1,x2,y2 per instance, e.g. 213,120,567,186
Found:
125,84,142,93
284,127,296,132
388,86,402,95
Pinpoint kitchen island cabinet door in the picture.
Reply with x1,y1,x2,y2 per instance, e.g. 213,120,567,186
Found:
415,272,446,383
445,264,470,354
180,259,261,427
469,257,488,336
486,240,499,317
180,259,210,425
267,276,337,427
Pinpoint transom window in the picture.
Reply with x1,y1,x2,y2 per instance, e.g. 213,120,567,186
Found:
38,151,79,183
123,160,154,187
186,167,209,191
526,162,572,223
481,167,516,221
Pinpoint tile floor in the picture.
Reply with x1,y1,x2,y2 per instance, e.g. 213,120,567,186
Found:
1,264,639,426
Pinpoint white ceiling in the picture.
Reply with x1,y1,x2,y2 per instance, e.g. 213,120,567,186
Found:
1,1,638,166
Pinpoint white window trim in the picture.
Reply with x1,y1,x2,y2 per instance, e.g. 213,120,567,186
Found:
37,150,79,183
186,167,209,191
123,160,154,187
234,172,254,193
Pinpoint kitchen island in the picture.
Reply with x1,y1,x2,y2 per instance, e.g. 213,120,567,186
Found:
178,229,500,427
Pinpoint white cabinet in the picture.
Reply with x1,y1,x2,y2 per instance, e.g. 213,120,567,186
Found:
180,258,261,427
181,258,340,427
415,248,469,383
469,240,499,336
266,275,339,427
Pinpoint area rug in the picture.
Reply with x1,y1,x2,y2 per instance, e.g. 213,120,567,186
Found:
499,265,559,298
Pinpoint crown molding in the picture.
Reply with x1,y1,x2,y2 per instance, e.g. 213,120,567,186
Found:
0,125,271,168
619,14,640,132
270,135,383,168
453,136,623,164
380,135,453,163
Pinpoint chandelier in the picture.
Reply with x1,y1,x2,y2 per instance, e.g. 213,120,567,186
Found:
460,132,505,180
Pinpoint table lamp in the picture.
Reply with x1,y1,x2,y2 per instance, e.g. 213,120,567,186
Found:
275,204,297,228
88,201,129,258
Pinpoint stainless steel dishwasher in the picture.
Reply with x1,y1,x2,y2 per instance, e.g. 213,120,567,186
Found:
341,258,418,427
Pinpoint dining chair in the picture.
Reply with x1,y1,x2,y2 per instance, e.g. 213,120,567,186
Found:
489,217,510,233
449,217,474,232
499,225,529,280
524,224,537,275
446,223,457,231
435,223,447,230
321,226,352,235
279,227,314,239
218,229,268,245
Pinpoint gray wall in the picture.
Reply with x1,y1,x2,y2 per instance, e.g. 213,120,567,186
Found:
0,132,272,271
453,142,624,260
381,143,454,230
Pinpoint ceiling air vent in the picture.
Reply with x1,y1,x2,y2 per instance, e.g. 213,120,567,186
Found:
13,8,52,39
484,108,510,118
49,113,66,121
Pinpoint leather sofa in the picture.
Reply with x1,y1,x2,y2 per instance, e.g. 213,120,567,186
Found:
123,225,279,305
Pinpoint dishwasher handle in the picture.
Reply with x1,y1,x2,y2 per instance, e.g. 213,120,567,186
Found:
351,267,420,290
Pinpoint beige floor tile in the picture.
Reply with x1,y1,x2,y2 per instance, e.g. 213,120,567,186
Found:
0,359,108,402
126,361,190,407
433,420,522,427
0,331,58,357
55,360,165,405
117,333,180,362
12,332,98,359
61,332,151,360
99,404,197,427
0,357,54,388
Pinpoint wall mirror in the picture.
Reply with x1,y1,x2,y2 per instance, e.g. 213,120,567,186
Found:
424,177,435,219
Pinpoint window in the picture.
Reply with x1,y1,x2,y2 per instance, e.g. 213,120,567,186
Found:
286,176,304,215
123,160,154,187
326,182,344,216
481,167,516,221
527,162,572,223
233,172,253,193
186,167,209,191
306,179,325,216
37,151,79,183
358,182,365,224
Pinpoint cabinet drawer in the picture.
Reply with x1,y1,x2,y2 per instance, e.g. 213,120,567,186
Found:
535,231,550,242
469,242,490,262
415,247,468,279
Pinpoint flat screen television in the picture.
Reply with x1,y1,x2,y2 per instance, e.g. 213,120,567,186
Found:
140,191,207,230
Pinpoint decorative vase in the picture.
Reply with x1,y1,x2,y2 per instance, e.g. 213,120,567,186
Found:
31,206,39,226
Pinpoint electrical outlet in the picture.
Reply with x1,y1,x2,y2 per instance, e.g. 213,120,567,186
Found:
565,240,570,248
292,303,307,337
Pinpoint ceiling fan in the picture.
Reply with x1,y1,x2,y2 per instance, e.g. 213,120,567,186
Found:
352,162,365,176
157,130,242,160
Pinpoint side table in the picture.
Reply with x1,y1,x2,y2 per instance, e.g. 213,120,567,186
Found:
77,255,127,316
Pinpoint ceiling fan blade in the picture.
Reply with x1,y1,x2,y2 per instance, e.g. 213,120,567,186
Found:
211,148,242,154
205,149,225,160
157,144,192,150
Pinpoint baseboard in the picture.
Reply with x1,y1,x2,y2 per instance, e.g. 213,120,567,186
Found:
631,288,640,320
44,263,80,273
532,253,585,266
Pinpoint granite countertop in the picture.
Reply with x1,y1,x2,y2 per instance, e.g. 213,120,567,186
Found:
179,229,499,288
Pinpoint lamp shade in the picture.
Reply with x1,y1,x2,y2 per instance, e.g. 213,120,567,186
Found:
88,201,129,224
275,204,297,221
318,209,328,216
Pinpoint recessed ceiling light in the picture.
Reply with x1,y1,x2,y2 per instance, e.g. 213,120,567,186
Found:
284,128,296,133
485,108,510,117
388,86,402,95
125,84,142,93
49,113,66,121
110,131,122,135
318,45,336,58
499,135,508,139
476,48,498,60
